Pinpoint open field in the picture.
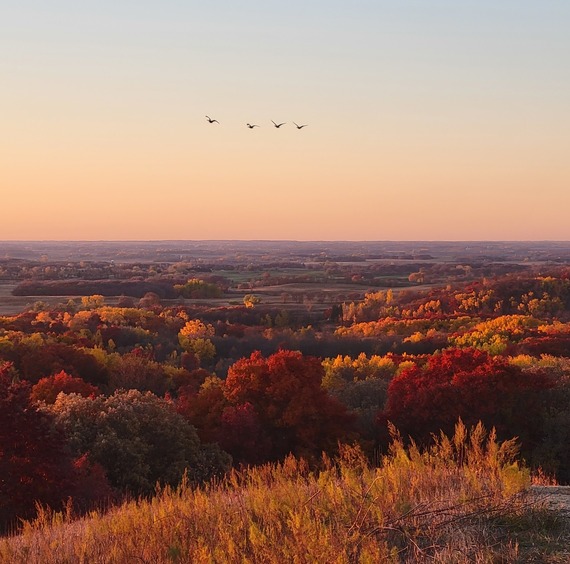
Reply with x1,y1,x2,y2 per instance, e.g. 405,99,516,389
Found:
0,284,37,316
0,283,127,316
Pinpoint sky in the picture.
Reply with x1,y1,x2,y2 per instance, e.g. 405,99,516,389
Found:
1,0,569,241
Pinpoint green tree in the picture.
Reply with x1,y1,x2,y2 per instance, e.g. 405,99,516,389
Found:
45,390,231,495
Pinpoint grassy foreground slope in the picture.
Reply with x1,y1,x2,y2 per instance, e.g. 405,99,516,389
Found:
1,422,567,563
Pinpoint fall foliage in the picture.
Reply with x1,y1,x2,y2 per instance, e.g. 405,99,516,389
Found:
224,350,353,462
383,348,553,453
4,254,570,532
0,366,77,533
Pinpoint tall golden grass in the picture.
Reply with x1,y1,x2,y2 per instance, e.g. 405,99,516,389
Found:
0,421,537,563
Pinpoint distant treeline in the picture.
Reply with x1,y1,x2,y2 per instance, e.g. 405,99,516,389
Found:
12,279,180,299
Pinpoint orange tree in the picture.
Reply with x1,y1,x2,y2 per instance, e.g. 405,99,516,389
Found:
30,370,100,404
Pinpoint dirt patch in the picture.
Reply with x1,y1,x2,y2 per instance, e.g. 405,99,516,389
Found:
525,486,570,562
531,486,570,513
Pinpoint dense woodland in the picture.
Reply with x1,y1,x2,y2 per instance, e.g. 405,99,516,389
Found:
2,242,570,535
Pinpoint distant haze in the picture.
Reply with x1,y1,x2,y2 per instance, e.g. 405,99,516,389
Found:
2,1,569,240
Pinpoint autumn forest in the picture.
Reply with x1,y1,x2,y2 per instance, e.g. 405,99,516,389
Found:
2,240,570,557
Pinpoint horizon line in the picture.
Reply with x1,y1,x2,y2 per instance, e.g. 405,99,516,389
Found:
2,239,570,244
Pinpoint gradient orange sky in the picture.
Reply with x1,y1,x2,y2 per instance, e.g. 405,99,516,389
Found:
2,1,569,240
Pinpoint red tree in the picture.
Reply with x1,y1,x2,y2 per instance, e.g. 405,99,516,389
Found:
72,453,116,512
176,378,228,444
383,348,553,450
224,350,354,462
30,370,100,404
219,402,271,465
0,365,77,533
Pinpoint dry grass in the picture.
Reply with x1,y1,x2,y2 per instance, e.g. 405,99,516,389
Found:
1,421,565,563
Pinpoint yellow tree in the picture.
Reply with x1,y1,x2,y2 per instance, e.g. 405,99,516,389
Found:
178,320,216,364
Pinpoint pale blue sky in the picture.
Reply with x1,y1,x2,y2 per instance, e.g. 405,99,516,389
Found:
2,1,569,240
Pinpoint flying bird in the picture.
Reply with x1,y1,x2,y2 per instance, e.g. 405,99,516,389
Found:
272,120,286,128
246,123,259,129
293,122,308,129
205,116,219,124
